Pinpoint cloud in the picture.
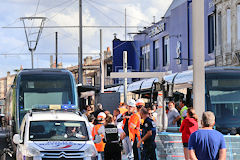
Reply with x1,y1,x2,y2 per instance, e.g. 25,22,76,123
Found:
0,0,172,77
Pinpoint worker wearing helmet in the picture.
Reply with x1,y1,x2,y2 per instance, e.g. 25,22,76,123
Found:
92,112,106,160
130,99,145,160
120,99,136,160
118,102,128,115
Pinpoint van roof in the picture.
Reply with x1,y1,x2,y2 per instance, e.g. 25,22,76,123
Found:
26,111,86,122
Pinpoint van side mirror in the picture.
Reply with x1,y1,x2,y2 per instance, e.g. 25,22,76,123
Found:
13,134,23,144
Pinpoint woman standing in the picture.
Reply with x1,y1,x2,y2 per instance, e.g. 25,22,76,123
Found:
180,108,198,160
98,114,121,160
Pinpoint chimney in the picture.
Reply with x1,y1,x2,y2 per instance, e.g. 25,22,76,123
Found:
113,33,117,39
107,47,111,53
50,55,53,68
7,71,10,77
85,56,92,65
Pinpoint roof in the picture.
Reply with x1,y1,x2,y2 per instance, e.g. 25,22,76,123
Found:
18,68,71,75
164,0,188,17
28,111,86,121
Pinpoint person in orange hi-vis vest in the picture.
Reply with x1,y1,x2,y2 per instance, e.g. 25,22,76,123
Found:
120,99,136,160
92,112,106,160
118,102,128,115
130,99,145,160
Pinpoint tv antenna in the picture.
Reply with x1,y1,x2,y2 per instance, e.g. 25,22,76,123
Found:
20,17,46,69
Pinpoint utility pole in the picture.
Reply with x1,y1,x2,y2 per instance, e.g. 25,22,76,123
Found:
123,51,128,104
100,29,104,93
124,9,128,103
78,0,83,84
30,49,34,69
192,0,205,123
55,32,58,68
125,8,127,41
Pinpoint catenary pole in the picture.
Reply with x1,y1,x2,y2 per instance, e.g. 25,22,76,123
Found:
124,9,128,103
78,0,83,84
125,8,127,41
55,32,58,68
192,0,205,124
100,29,104,93
31,49,34,69
123,51,128,104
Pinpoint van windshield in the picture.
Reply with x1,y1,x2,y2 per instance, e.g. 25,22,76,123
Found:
29,121,88,141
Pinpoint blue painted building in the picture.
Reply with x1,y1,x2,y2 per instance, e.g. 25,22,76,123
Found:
112,0,215,83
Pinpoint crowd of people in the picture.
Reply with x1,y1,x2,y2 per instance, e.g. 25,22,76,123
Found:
167,100,226,160
83,99,226,160
84,99,157,160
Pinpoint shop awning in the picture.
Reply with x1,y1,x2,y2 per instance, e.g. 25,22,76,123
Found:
105,70,193,93
164,70,193,85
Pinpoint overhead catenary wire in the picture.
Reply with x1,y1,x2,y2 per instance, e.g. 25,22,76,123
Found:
87,0,151,25
34,0,77,17
1,32,55,55
0,0,76,28
2,25,144,29
46,0,78,23
0,52,99,56
28,0,41,39
84,0,121,26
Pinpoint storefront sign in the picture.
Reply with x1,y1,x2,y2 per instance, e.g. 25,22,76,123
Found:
149,23,165,37
176,41,182,64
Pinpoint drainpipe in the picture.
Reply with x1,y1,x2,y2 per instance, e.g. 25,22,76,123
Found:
187,0,192,66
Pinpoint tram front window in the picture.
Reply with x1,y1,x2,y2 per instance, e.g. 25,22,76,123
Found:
18,74,75,122
206,78,240,132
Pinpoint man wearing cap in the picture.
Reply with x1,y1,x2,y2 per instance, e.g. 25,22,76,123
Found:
138,108,157,160
92,112,106,160
120,99,136,160
129,99,145,160
119,102,128,115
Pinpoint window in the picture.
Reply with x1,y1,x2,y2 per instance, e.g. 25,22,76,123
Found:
163,36,170,66
140,47,144,72
142,44,150,71
227,9,231,44
153,40,159,69
217,12,222,46
237,5,240,40
208,14,215,53
29,121,89,141
145,44,150,71
107,64,112,76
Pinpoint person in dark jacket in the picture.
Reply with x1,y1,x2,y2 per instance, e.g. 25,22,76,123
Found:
179,108,198,160
93,103,105,125
98,114,121,160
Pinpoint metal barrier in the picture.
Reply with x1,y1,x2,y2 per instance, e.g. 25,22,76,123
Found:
156,132,240,160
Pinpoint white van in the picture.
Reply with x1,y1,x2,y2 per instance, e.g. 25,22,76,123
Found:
13,109,98,160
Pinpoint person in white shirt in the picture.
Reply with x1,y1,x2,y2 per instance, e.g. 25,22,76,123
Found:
113,109,124,133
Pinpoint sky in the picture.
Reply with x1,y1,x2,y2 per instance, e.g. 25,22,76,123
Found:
0,0,172,77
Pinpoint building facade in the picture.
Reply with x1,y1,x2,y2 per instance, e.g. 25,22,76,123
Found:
0,72,15,113
215,0,240,66
112,0,215,84
68,47,113,87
